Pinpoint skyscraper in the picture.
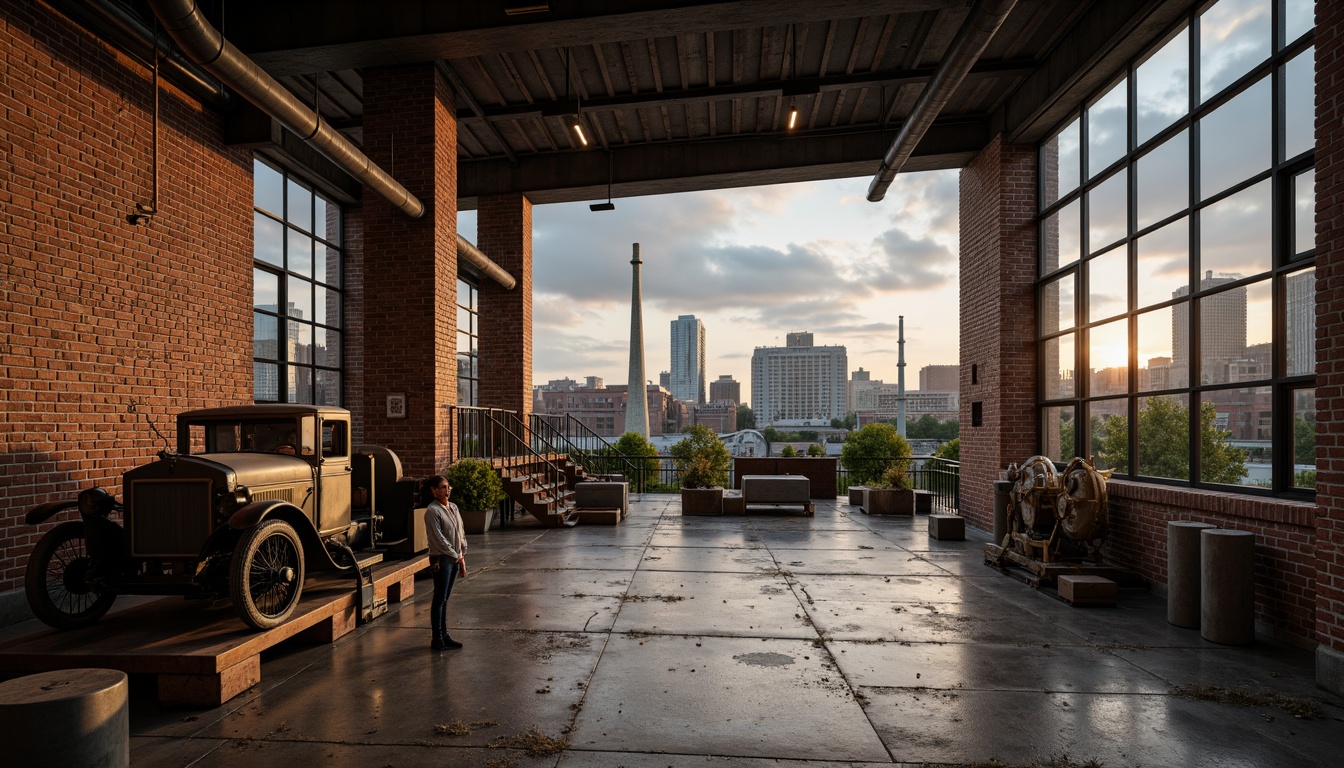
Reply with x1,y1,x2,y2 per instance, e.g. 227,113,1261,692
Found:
670,314,706,405
750,332,847,427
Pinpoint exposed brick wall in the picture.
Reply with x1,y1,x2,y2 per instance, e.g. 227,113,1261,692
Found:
958,136,1039,532
1315,0,1344,657
358,65,458,479
476,194,534,416
0,4,253,597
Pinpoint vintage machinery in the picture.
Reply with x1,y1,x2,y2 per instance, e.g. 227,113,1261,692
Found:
1003,454,1111,563
24,404,424,631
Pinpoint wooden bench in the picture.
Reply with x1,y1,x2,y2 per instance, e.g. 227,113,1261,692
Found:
740,475,814,515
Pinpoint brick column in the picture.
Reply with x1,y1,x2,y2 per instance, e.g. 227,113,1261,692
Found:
359,65,458,478
958,135,1039,532
1314,0,1344,695
476,194,534,417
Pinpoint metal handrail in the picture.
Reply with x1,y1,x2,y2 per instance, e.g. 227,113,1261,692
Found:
531,414,652,491
448,405,568,518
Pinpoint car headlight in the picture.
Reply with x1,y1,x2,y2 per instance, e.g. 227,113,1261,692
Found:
78,487,116,517
214,486,251,520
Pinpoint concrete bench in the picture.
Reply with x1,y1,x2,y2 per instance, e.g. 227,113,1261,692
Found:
574,481,628,520
740,475,814,515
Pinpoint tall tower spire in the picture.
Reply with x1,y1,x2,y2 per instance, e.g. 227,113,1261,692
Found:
897,315,907,438
625,243,650,438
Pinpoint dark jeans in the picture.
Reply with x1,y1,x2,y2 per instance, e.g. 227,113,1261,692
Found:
430,555,460,641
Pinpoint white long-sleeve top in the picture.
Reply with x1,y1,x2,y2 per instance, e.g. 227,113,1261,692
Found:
425,500,467,560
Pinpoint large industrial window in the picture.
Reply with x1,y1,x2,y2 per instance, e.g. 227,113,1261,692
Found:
252,159,344,404
1037,0,1314,494
457,278,479,406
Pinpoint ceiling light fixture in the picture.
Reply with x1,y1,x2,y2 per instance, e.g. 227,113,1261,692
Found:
503,3,549,16
571,116,589,146
591,150,615,211
788,100,799,130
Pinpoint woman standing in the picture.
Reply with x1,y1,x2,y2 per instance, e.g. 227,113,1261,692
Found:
422,474,467,650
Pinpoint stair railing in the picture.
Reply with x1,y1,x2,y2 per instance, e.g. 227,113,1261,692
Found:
448,406,568,518
530,414,651,492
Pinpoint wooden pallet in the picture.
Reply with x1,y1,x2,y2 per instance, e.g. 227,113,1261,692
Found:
983,544,1144,589
0,555,427,708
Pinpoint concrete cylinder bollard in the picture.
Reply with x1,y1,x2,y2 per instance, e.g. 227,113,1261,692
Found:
993,480,1013,544
1167,521,1217,628
1201,529,1256,645
0,668,129,768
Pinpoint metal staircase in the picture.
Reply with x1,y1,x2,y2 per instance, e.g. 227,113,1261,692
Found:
449,406,578,527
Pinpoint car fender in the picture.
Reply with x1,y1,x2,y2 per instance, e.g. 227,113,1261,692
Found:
25,500,78,525
226,500,341,571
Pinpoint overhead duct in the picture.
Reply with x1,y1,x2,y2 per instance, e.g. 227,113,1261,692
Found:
457,235,518,290
144,0,425,219
867,0,1018,202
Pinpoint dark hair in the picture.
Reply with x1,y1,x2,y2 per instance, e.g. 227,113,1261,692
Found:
420,474,449,506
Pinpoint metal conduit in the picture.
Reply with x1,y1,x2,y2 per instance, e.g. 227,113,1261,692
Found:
866,0,1018,202
458,235,517,290
144,0,425,219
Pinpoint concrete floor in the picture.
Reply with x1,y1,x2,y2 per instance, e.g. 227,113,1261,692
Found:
20,496,1344,767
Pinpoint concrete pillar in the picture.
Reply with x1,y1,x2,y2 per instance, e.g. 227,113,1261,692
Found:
360,65,458,477
957,136,1039,533
476,194,533,416
1167,521,1216,628
1201,529,1256,645
0,668,129,768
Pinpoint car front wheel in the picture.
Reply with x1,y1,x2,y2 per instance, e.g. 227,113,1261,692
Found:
230,518,305,630
25,521,117,629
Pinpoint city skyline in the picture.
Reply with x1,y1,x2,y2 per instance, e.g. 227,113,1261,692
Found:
458,172,961,390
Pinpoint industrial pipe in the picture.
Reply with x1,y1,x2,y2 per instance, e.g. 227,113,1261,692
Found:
867,0,1018,202
457,235,517,290
144,0,425,219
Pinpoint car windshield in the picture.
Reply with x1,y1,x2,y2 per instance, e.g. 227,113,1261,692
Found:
186,418,315,457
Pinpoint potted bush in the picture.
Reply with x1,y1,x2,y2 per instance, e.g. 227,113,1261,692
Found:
671,425,730,516
864,463,916,516
444,457,507,533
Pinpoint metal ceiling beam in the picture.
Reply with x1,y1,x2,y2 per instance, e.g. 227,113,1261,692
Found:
457,117,988,207
452,59,1034,121
229,0,955,76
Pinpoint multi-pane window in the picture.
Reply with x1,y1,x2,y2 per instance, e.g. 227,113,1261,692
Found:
1037,0,1314,493
457,278,479,406
253,159,343,405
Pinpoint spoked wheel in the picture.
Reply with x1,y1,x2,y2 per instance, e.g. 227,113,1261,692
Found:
230,518,305,630
25,521,116,629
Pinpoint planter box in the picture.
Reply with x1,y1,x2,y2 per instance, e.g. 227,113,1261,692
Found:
863,487,915,516
680,487,724,516
460,507,497,534
847,486,869,506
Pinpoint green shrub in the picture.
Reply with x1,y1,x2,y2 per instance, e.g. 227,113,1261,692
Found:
933,438,960,462
670,425,730,488
444,457,506,511
840,423,912,486
780,445,799,458
874,463,913,490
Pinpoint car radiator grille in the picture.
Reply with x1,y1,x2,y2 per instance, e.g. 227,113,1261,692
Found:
129,479,213,557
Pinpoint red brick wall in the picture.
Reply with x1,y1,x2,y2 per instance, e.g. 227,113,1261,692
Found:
1315,0,1344,657
358,65,458,479
0,5,253,596
1105,483,1317,645
476,194,533,416
958,136,1039,532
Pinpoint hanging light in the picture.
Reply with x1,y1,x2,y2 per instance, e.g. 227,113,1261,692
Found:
571,116,589,146
788,99,799,130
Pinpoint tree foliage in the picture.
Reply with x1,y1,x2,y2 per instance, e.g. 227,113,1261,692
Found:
607,431,662,483
670,424,731,488
780,445,799,457
1093,397,1247,484
737,404,756,429
933,437,960,462
1296,413,1316,465
807,443,826,456
841,423,912,486
905,414,960,441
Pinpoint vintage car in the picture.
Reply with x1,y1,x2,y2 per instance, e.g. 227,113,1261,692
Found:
24,404,423,630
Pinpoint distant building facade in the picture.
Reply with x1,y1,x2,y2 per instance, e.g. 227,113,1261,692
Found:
670,315,706,405
694,400,738,433
751,332,847,427
535,384,686,437
709,374,740,405
919,364,958,392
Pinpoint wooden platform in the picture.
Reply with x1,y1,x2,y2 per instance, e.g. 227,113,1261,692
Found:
0,555,427,708
983,544,1145,589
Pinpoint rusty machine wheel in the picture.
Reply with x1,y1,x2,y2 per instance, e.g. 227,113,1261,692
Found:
1010,455,1059,533
1056,456,1110,547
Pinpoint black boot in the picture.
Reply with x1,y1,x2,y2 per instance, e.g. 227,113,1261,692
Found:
440,635,463,649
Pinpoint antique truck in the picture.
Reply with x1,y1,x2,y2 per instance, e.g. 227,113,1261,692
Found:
24,404,424,630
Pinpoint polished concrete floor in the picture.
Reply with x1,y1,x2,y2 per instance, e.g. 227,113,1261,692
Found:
21,496,1344,767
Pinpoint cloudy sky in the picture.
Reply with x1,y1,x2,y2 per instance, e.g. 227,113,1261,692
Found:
460,170,961,392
